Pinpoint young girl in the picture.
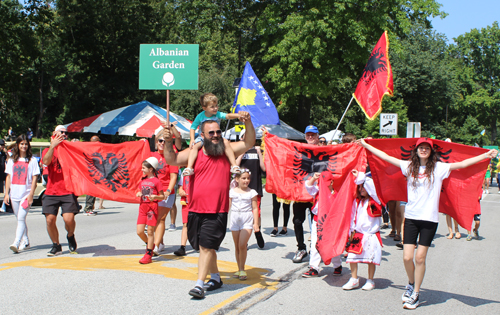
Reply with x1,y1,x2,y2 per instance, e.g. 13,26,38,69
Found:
136,157,164,264
183,93,241,176
302,171,342,278
229,169,259,280
4,135,40,253
359,137,497,309
342,170,382,291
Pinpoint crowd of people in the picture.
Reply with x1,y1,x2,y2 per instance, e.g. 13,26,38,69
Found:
1,92,497,309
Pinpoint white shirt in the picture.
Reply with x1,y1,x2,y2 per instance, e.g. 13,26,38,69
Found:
229,188,258,212
6,157,40,201
305,182,334,215
350,174,381,234
400,160,451,223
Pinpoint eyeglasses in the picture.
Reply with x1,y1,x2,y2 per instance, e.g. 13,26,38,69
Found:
157,139,165,143
206,130,222,137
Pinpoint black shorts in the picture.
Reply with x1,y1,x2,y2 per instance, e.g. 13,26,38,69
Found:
403,218,438,247
474,214,481,221
187,212,228,251
42,194,80,216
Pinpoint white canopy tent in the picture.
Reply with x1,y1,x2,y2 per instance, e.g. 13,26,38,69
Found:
320,130,343,142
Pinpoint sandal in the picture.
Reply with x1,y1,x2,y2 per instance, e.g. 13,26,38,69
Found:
446,233,454,239
455,232,461,239
394,234,401,242
388,231,396,238
233,271,241,278
396,242,403,249
182,167,194,176
230,166,241,174
239,271,247,280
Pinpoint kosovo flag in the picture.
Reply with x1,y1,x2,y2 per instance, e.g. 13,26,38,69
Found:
231,62,280,127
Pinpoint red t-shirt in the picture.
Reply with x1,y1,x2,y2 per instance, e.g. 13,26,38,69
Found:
188,150,230,214
42,147,73,196
139,177,163,204
151,152,178,195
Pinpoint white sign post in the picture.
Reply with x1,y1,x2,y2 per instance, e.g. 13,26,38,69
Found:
380,113,398,135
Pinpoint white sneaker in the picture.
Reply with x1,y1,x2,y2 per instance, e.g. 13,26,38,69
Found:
158,243,165,252
19,241,30,251
362,279,375,290
152,246,160,256
342,277,359,290
9,244,19,253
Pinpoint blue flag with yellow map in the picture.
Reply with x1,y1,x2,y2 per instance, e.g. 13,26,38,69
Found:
231,62,280,127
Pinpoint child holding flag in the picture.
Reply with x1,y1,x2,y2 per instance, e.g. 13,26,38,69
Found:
136,157,164,264
183,93,241,176
342,170,382,291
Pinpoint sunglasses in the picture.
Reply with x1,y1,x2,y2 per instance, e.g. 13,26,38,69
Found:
59,131,68,135
319,140,327,144
157,139,165,143
206,130,222,137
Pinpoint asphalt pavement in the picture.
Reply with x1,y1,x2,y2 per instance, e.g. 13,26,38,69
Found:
1,188,499,314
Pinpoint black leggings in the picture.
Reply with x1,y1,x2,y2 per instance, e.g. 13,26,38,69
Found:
272,194,290,229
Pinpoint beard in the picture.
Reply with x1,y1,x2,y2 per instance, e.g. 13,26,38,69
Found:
204,137,225,156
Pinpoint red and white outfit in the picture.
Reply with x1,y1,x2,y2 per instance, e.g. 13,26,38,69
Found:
137,177,163,226
346,173,383,265
305,182,342,271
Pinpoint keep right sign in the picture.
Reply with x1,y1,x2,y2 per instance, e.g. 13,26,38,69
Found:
380,113,398,135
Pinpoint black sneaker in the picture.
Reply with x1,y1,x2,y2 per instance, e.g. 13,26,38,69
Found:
174,247,186,256
403,291,420,309
279,229,288,236
188,286,205,299
67,234,77,253
292,249,308,263
302,268,319,278
333,265,342,276
255,231,265,248
204,279,223,291
270,229,278,237
47,243,62,256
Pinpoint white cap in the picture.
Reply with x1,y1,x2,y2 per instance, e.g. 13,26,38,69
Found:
55,125,66,132
145,157,159,170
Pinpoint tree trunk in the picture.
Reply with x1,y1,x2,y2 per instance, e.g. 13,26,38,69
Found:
297,95,311,132
36,67,44,138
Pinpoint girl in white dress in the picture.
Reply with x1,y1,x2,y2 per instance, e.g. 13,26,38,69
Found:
343,170,382,291
229,169,259,280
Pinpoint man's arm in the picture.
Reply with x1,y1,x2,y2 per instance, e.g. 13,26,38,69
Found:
231,111,255,157
163,123,189,166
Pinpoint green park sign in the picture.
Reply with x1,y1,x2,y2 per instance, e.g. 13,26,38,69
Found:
139,44,199,90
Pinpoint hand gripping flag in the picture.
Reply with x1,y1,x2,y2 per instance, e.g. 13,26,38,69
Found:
353,31,393,120
264,133,366,202
231,62,280,127
365,138,488,229
316,172,357,265
57,140,151,203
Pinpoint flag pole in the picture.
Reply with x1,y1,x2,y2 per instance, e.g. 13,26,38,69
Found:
331,96,354,143
166,90,170,127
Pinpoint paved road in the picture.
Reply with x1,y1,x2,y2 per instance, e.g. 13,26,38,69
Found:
1,189,499,314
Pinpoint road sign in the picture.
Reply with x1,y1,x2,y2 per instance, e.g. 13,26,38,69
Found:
139,44,199,90
380,113,398,135
406,122,421,138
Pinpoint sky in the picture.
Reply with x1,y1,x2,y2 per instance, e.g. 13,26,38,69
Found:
430,0,500,43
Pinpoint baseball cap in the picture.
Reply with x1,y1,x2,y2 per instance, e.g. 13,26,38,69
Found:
415,137,433,148
304,125,318,134
145,157,159,170
55,125,67,132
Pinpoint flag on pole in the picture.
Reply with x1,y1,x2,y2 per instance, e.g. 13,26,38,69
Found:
231,62,280,127
353,31,393,120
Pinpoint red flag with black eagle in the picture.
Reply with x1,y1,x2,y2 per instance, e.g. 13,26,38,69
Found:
365,138,488,229
57,140,151,203
264,133,366,202
316,172,358,265
353,31,393,120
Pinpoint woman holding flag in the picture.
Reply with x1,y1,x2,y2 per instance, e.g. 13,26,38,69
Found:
358,137,497,309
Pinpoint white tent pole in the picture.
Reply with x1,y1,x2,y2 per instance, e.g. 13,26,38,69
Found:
331,96,354,142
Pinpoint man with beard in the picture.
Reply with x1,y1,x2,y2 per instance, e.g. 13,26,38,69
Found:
162,112,255,299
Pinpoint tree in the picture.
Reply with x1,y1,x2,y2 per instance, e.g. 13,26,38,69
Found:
451,22,500,144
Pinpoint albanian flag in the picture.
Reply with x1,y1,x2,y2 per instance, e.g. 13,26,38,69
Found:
353,31,393,120
57,140,151,203
264,133,366,202
365,138,488,229
316,172,357,265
